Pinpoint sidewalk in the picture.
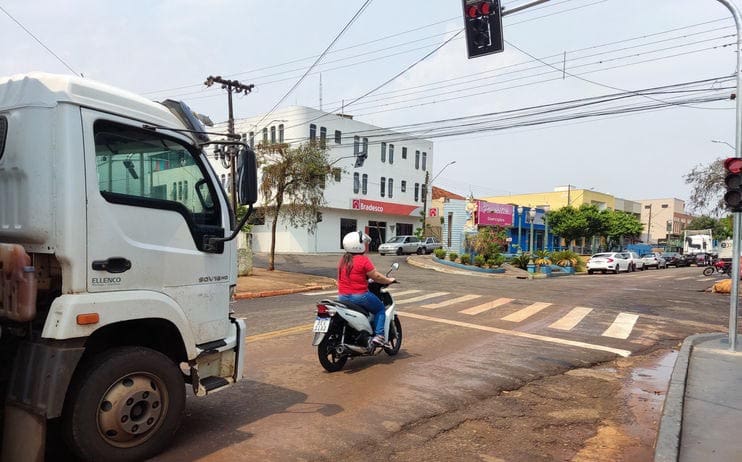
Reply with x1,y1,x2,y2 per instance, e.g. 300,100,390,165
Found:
234,267,336,299
655,333,742,461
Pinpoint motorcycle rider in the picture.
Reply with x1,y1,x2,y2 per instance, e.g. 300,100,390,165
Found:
338,231,396,346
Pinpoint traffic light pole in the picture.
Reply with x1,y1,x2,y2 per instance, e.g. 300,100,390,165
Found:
717,0,742,351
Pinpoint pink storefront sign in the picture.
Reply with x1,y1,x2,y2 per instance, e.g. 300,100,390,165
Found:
476,201,513,226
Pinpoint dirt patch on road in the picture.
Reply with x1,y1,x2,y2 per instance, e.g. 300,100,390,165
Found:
334,347,676,462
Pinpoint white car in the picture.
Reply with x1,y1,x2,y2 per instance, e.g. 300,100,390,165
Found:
587,252,631,274
622,251,645,271
378,235,422,255
641,253,667,269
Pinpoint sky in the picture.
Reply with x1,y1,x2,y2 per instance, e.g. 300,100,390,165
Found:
1,0,739,211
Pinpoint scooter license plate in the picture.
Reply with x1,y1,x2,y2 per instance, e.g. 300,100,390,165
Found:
313,318,330,333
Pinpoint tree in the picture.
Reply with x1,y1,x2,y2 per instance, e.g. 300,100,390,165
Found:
687,215,732,240
605,210,643,247
258,142,335,270
684,157,726,216
580,204,610,249
546,206,587,251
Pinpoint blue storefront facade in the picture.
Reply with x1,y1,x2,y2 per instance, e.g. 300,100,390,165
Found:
509,206,556,254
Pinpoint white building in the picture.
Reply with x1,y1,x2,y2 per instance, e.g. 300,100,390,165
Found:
209,106,433,253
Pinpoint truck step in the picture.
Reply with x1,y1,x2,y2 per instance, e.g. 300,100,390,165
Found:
200,376,230,393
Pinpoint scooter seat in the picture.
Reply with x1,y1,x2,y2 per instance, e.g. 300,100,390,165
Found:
332,299,370,316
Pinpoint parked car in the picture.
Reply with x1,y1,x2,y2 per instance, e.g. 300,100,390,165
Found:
420,236,443,254
378,235,422,255
622,251,645,271
662,252,684,267
641,252,667,269
694,252,713,267
587,252,632,274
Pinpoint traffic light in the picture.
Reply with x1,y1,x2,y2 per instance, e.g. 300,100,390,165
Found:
354,148,367,168
723,157,742,211
462,0,504,59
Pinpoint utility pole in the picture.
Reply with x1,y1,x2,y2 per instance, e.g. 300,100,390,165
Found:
645,204,652,244
421,170,430,237
205,75,255,213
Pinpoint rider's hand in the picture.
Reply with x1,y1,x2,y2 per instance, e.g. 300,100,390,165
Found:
388,277,397,284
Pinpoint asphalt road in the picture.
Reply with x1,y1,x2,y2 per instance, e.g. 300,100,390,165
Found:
152,256,729,461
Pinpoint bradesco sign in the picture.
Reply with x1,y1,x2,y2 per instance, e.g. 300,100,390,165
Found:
351,198,420,216
476,200,513,226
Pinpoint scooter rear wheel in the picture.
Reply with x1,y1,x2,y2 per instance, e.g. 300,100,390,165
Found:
383,316,403,356
703,267,715,277
318,331,348,372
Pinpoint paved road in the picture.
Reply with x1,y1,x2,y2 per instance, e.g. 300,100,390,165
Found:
153,258,728,461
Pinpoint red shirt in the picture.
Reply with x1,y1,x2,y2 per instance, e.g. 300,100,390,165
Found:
337,254,375,295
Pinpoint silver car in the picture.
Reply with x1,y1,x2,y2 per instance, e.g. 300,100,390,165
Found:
420,237,443,254
378,235,421,256
641,252,667,269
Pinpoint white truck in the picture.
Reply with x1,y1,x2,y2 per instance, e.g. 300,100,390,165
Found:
683,229,713,256
0,73,258,461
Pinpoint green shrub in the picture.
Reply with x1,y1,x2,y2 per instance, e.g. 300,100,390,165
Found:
487,254,505,268
510,253,532,270
460,254,471,265
474,255,485,267
448,252,458,262
433,248,446,259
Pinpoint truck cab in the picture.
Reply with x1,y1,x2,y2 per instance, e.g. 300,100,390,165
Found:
0,73,256,461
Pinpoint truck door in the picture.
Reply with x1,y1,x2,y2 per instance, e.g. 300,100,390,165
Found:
82,110,233,345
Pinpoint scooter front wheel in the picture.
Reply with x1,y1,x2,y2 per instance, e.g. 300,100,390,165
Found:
703,267,715,277
318,331,348,372
383,316,403,356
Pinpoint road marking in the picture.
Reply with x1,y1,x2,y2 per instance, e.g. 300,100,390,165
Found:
422,294,482,309
549,307,593,331
602,312,639,339
301,289,338,296
398,311,631,357
677,276,695,281
246,324,313,343
460,298,514,315
396,292,450,305
696,278,710,282
502,302,552,322
656,275,674,279
388,290,423,297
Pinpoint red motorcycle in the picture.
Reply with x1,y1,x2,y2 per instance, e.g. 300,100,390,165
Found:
703,260,731,277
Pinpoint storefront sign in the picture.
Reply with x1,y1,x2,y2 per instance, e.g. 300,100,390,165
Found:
351,198,420,216
476,201,513,226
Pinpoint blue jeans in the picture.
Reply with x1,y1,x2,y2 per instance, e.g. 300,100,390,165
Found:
338,291,386,336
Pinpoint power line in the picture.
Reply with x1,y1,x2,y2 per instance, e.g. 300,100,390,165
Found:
0,4,80,76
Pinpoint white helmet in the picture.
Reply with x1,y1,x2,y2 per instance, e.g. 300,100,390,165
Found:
342,230,371,254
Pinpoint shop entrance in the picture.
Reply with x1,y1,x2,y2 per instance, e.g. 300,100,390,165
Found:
367,221,386,252
340,218,357,250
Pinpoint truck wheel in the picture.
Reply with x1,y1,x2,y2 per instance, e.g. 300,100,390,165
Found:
62,346,185,462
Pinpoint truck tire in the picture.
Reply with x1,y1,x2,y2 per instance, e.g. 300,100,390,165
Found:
62,346,185,462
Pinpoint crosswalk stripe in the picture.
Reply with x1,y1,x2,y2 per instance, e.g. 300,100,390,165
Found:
549,307,593,330
301,289,337,296
502,302,552,322
422,294,482,309
396,292,450,305
460,298,514,315
398,311,632,357
602,312,639,339
388,290,422,297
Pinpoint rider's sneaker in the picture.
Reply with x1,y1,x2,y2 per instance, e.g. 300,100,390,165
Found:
371,335,386,346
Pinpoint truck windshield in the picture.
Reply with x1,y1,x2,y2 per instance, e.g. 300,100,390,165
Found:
93,120,219,227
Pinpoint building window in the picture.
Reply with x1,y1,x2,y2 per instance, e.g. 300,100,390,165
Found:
388,178,394,198
334,169,342,182
270,126,276,144
402,147,407,159
309,124,317,142
334,130,342,144
380,176,386,197
278,124,284,143
320,126,327,148
414,183,419,202
381,142,386,163
362,174,368,195
353,172,360,193
415,150,420,169
422,152,427,170
362,137,368,158
661,204,668,208
262,128,268,143
401,180,406,193
249,131,255,147
389,144,394,164
354,136,360,155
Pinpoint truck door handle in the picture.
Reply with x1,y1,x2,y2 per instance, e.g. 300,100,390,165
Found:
92,257,132,273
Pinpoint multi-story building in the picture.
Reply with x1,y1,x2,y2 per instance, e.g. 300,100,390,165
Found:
482,185,641,216
210,106,433,253
638,198,691,245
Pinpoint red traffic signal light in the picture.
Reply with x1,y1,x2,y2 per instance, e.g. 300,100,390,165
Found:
724,157,742,211
480,2,491,15
724,157,742,173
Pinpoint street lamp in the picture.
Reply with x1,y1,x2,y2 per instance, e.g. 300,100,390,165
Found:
644,204,652,244
527,207,536,254
422,161,456,236
543,205,550,251
516,206,523,254
712,139,736,151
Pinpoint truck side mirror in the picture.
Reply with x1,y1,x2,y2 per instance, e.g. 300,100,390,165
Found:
237,146,258,206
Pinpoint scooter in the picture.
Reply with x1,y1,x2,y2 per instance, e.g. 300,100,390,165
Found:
703,260,731,277
312,262,402,372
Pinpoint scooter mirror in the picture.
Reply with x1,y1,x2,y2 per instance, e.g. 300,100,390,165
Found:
391,262,399,271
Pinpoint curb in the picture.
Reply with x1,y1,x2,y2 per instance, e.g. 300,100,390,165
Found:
234,284,336,300
654,332,726,462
